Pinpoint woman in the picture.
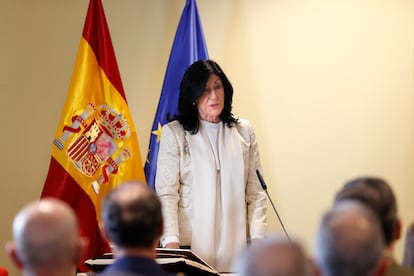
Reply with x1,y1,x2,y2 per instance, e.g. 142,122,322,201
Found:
155,59,267,272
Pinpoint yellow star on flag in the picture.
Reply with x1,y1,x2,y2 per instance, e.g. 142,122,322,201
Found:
152,122,162,142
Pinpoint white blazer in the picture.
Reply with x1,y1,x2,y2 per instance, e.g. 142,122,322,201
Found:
155,118,267,246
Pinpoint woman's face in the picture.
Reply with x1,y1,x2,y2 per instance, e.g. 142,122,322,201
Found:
196,74,225,123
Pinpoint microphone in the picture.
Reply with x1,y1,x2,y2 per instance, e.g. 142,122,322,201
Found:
256,170,291,242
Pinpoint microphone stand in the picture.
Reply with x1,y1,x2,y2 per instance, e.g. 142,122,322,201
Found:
256,170,291,242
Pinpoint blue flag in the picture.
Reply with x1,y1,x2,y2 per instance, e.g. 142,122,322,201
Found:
144,0,209,188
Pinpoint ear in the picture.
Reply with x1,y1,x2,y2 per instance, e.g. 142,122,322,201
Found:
308,258,322,276
394,217,402,241
154,221,164,248
373,257,388,276
5,241,23,270
73,237,89,264
99,221,110,243
158,221,164,238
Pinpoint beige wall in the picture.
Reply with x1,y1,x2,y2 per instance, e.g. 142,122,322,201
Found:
1,0,413,274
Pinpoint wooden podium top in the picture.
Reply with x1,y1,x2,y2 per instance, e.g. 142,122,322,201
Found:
84,248,223,276
77,273,238,276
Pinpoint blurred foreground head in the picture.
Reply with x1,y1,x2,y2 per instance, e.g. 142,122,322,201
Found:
335,176,399,247
6,198,87,276
234,234,312,276
101,180,163,250
314,200,385,276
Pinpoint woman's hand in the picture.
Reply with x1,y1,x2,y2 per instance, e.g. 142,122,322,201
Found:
165,242,180,249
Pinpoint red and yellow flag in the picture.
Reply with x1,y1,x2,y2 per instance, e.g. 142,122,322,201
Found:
41,0,144,271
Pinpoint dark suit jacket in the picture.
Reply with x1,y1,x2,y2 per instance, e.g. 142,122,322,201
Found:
97,256,175,276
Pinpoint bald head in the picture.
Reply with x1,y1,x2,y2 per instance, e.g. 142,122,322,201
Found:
314,200,385,276
9,198,83,272
235,235,311,276
101,181,163,249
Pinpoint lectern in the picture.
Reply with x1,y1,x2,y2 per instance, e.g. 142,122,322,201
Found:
84,248,220,276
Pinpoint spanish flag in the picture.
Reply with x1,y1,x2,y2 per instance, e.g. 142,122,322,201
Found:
41,0,145,271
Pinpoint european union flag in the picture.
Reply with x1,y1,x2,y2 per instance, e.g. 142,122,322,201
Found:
145,0,209,188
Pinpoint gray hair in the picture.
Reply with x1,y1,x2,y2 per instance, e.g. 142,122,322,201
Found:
234,234,312,276
314,200,385,276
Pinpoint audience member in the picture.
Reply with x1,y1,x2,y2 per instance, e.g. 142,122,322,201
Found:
314,200,385,276
98,181,175,276
233,234,313,276
5,198,87,276
335,176,414,275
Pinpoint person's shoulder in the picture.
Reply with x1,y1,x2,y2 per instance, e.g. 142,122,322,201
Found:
236,117,253,128
234,117,255,135
163,120,183,132
161,120,185,138
164,120,181,127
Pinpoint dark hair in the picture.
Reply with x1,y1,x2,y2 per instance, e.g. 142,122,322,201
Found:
170,59,238,133
101,182,162,248
334,177,398,246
